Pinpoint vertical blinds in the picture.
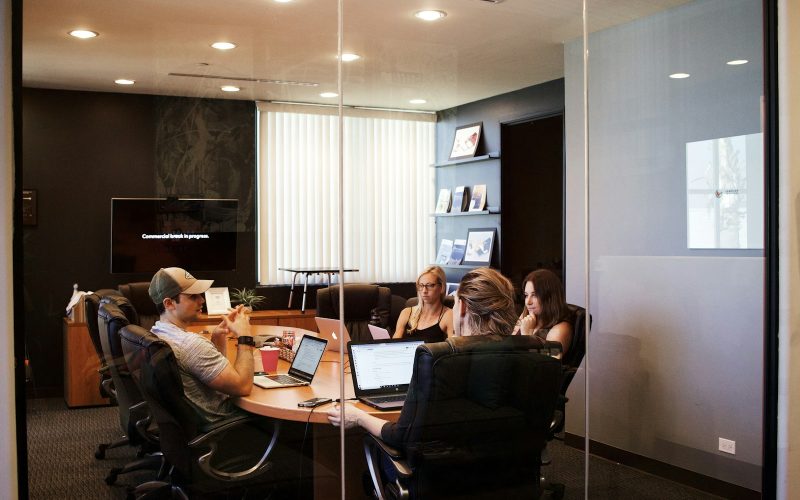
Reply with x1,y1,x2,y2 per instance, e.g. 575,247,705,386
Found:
257,102,436,285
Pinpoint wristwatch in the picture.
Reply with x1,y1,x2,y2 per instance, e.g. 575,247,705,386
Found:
237,335,255,347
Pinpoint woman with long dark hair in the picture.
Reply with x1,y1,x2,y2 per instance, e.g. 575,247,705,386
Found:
513,269,573,356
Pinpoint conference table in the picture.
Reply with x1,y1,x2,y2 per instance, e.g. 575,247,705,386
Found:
233,325,399,499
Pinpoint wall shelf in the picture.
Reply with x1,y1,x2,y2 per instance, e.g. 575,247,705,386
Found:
433,263,483,269
431,152,500,168
431,209,500,217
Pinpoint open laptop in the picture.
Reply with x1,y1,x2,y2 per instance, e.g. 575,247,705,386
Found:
253,335,327,389
314,317,351,352
367,324,391,340
347,338,424,410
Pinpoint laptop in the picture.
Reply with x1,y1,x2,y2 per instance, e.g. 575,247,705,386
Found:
367,324,391,340
253,335,328,389
314,317,352,352
347,338,424,410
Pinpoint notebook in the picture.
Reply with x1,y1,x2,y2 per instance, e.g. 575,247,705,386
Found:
253,335,327,389
367,324,391,340
314,317,352,352
347,338,424,410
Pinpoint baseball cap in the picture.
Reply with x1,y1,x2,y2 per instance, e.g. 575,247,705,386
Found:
148,267,214,304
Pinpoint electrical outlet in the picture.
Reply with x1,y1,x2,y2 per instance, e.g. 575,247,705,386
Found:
718,437,736,455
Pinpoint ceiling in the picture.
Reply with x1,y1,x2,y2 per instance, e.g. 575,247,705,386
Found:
23,0,691,111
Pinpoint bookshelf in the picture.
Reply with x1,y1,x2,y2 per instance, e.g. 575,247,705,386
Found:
431,152,500,168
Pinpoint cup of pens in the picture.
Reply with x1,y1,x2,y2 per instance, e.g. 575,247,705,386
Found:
282,330,295,349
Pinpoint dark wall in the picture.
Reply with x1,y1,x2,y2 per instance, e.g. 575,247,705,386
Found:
435,79,565,292
22,88,257,391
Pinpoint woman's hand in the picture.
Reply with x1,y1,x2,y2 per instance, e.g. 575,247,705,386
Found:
326,403,366,430
520,315,537,336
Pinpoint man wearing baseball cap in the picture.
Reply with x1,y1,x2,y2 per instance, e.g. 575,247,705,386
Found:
149,267,256,424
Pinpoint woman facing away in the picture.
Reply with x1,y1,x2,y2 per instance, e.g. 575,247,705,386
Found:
327,267,519,440
394,265,454,342
513,269,573,356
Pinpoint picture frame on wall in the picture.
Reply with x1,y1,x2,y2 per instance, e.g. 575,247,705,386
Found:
463,227,496,266
445,283,459,296
448,122,483,161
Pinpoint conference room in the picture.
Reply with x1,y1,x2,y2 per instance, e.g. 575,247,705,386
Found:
15,0,776,498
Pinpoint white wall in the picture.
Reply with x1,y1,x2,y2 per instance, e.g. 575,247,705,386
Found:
1,0,19,497
565,0,764,490
777,1,800,498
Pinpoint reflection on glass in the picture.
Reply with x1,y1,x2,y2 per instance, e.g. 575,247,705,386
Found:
687,133,764,249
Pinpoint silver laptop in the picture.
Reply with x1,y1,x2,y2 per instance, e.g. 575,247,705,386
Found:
253,335,327,389
314,317,351,352
347,338,424,410
367,324,391,340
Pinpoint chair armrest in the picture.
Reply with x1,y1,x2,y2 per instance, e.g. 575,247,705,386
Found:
130,401,159,445
364,434,413,500
188,416,280,482
100,377,116,399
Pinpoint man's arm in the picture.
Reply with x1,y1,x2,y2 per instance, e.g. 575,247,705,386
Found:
206,307,254,396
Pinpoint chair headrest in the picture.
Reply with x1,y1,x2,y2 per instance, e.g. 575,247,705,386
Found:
405,295,455,309
316,284,391,320
100,294,138,325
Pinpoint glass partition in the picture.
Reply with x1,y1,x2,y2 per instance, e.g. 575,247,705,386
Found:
576,0,766,497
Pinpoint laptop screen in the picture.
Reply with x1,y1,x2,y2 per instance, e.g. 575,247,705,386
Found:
288,335,327,380
349,339,424,392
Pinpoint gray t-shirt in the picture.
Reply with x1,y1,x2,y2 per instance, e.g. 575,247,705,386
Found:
151,320,241,425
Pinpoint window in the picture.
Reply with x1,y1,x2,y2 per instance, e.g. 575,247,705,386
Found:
257,102,436,284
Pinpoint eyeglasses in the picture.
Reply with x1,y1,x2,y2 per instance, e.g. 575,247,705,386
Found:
416,283,439,291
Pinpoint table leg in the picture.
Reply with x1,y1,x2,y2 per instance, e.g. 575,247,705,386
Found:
301,272,310,313
288,272,300,309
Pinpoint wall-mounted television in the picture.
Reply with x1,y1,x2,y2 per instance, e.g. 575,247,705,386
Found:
111,198,238,273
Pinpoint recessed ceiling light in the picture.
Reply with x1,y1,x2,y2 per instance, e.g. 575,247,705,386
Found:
320,92,338,98
115,79,135,85
409,99,427,104
221,85,240,92
414,10,447,21
340,53,361,62
69,29,98,39
274,0,293,3
211,41,237,50
727,59,749,66
669,73,690,79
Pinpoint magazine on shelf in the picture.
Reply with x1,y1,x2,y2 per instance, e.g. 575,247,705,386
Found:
469,184,487,211
447,239,466,265
435,188,452,213
453,185,470,213
435,239,454,265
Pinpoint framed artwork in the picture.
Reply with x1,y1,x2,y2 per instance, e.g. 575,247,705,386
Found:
448,122,483,160
446,282,459,296
463,227,496,266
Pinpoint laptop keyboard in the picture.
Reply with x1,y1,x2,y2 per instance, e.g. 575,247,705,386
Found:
270,374,302,384
369,394,406,404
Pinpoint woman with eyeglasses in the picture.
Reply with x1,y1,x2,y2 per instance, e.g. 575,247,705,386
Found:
394,265,454,342
513,269,573,356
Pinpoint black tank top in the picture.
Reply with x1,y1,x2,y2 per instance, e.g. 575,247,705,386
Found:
405,308,447,343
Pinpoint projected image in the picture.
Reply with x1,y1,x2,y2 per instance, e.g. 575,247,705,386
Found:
686,133,763,249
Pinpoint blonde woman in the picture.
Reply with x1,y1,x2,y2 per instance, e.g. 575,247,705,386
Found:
394,265,454,342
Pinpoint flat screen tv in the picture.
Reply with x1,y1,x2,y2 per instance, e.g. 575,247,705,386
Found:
111,198,238,273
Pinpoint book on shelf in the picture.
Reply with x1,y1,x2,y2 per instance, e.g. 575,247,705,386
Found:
469,184,487,211
452,185,471,213
447,239,466,265
435,239,454,265
434,188,452,213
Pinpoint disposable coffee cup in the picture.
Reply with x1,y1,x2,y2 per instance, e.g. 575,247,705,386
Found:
259,346,280,373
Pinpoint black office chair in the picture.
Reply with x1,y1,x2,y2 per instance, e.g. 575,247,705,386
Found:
119,324,283,499
363,335,562,499
540,304,590,499
83,289,122,402
97,298,164,485
316,284,393,342
118,281,160,331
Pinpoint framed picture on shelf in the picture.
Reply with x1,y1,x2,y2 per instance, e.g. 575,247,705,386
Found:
446,283,459,296
463,227,496,266
448,122,483,161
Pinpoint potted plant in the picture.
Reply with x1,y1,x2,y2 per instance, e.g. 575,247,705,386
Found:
230,287,266,311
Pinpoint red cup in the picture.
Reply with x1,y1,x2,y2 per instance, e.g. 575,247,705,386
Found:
259,346,280,373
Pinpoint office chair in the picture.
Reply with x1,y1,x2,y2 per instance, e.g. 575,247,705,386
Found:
316,284,393,342
118,281,160,330
83,289,122,402
363,335,562,499
119,324,283,499
540,304,590,499
97,298,164,485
